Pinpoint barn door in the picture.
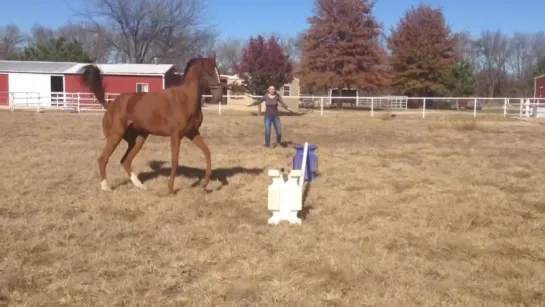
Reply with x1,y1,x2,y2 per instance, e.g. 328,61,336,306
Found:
50,75,64,107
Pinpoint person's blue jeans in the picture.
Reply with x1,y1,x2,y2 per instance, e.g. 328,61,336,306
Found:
264,115,282,147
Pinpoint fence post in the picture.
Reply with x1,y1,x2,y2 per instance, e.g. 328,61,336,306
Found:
356,92,359,106
503,98,507,117
77,93,81,113
371,98,374,117
9,92,14,112
473,98,477,117
320,97,324,116
218,99,222,115
519,99,523,119
422,98,426,118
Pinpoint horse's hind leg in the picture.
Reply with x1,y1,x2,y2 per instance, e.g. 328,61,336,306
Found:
186,129,212,188
98,114,124,191
98,134,123,191
120,126,149,189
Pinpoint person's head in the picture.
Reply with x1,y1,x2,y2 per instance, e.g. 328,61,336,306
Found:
267,85,277,95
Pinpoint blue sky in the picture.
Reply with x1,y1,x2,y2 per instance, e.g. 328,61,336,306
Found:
1,0,543,39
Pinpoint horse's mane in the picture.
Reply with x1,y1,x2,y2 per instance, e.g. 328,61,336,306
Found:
180,56,201,83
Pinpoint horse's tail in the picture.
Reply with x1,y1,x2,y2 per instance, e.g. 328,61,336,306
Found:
80,64,107,109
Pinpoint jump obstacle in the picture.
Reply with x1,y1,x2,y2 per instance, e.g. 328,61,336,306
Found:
267,142,319,225
506,98,545,119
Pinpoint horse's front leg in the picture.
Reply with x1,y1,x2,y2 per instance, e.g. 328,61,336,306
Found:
168,133,181,194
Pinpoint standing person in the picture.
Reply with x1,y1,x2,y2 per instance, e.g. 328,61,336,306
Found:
248,85,295,148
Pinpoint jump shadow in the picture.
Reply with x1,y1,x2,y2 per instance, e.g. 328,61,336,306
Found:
138,160,264,192
298,182,313,220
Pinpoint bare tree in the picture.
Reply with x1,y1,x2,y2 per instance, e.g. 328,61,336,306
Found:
76,0,217,64
473,29,511,97
507,33,535,95
57,21,113,63
28,25,55,46
0,24,26,59
530,31,545,64
214,37,243,74
453,30,474,59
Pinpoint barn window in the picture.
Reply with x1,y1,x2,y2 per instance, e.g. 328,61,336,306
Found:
136,83,149,92
283,84,291,96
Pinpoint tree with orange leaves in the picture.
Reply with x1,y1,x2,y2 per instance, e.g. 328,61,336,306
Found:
299,0,389,105
387,4,459,97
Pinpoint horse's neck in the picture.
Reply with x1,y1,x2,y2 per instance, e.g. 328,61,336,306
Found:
177,69,203,110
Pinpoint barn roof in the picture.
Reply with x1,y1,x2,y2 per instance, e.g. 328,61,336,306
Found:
66,63,175,76
536,74,545,80
0,60,79,74
0,60,175,76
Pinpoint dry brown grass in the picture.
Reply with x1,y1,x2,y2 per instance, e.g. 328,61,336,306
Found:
1,110,545,306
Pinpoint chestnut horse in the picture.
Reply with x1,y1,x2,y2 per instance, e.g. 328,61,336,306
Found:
79,56,223,194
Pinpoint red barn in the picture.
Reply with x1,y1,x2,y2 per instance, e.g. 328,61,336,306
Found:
64,63,179,94
0,60,233,108
0,60,83,106
535,74,545,99
0,60,179,107
0,73,8,106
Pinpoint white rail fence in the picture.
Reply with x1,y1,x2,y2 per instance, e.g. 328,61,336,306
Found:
1,91,544,119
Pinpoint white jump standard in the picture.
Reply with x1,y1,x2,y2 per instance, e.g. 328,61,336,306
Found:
267,141,309,225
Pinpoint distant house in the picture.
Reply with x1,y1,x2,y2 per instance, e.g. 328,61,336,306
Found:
224,75,301,109
280,77,300,97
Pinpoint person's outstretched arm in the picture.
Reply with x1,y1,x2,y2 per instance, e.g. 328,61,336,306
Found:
277,95,295,113
248,95,265,106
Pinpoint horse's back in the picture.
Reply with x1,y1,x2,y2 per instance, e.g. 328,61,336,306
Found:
105,89,200,136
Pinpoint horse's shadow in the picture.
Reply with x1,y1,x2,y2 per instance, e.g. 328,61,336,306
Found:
137,160,264,191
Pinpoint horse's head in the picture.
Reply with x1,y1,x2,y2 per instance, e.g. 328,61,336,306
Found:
184,54,223,104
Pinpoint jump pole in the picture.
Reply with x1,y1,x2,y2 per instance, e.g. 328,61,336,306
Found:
299,142,309,188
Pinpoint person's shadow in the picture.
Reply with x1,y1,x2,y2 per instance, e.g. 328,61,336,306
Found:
138,160,264,192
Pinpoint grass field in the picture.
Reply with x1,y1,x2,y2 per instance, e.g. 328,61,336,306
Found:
1,109,545,306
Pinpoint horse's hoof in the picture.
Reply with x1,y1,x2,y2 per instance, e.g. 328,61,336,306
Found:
200,180,210,189
101,180,111,191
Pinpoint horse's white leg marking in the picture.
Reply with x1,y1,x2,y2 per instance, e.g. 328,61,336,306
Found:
101,179,111,191
130,172,146,189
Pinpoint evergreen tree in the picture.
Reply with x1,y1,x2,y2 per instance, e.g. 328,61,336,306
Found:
388,4,458,96
299,0,389,105
445,58,477,96
18,37,93,62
